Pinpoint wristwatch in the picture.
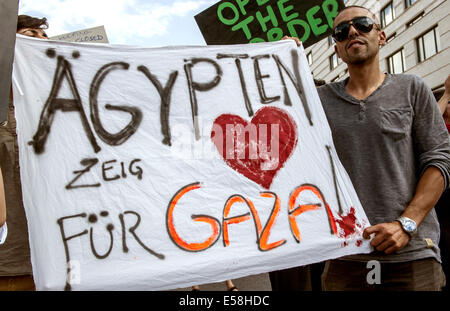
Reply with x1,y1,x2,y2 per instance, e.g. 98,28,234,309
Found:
395,216,417,237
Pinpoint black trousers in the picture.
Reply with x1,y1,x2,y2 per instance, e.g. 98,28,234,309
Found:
269,262,325,291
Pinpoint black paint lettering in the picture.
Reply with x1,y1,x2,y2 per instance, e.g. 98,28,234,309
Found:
102,160,120,182
129,159,143,180
272,51,313,126
120,162,127,178
184,58,222,140
216,53,254,117
121,211,165,259
326,145,343,214
252,54,280,104
29,56,100,154
66,158,101,190
119,213,129,253
46,48,56,58
72,51,80,59
90,223,114,259
88,213,98,223
274,55,292,107
137,66,178,146
57,213,88,291
90,62,143,146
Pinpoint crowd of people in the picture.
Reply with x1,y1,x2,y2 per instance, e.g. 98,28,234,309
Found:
1,5,449,291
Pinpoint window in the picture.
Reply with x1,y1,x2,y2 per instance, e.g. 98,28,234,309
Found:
307,52,313,66
381,2,395,28
405,0,417,9
339,69,348,79
386,32,397,43
406,12,424,28
330,52,339,70
417,27,440,62
328,35,333,47
387,49,405,74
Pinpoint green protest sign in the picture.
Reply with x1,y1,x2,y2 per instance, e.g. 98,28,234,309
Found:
195,0,345,47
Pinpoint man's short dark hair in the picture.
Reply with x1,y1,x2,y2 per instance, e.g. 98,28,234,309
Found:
334,5,379,27
17,15,48,31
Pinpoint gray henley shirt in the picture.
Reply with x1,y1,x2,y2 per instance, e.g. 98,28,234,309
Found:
318,73,450,263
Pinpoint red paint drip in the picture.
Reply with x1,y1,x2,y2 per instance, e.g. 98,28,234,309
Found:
335,207,357,238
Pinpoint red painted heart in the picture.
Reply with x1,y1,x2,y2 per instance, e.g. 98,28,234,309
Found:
211,106,298,189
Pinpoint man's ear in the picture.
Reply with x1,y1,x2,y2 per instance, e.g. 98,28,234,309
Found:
379,30,387,47
334,44,340,58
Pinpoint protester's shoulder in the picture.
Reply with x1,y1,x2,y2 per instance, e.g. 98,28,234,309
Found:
389,73,429,89
317,81,343,97
317,81,340,91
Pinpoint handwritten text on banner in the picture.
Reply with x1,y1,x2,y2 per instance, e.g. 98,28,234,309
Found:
13,36,371,291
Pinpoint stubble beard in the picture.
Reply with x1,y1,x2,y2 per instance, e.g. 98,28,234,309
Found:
342,45,378,65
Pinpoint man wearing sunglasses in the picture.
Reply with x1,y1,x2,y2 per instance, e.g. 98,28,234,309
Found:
315,6,450,290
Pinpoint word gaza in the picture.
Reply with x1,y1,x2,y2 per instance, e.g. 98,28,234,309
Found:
167,182,339,253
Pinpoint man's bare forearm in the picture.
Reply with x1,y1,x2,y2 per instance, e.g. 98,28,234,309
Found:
363,166,445,254
402,166,445,225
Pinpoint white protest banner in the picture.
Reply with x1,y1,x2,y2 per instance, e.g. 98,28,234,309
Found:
12,34,371,291
50,25,109,43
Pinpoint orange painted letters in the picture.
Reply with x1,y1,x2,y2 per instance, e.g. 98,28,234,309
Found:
288,184,337,243
166,183,221,252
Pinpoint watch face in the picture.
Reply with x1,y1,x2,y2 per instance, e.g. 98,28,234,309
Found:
404,220,416,232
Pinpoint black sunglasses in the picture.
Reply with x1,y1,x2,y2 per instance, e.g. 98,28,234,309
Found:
332,16,379,42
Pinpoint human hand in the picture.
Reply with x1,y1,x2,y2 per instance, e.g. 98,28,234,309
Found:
281,36,302,47
444,74,450,95
363,221,410,254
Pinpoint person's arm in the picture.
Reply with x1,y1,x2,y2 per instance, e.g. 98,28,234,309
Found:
363,166,445,254
0,167,6,227
364,77,450,254
437,75,450,115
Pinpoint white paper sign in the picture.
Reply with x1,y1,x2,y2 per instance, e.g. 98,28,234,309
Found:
49,25,109,43
12,35,371,291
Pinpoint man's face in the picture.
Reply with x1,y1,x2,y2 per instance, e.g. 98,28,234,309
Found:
333,7,386,65
17,27,48,39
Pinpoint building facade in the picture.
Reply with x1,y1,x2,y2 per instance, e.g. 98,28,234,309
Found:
305,0,449,93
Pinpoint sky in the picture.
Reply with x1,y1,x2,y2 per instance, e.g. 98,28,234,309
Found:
18,0,218,47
